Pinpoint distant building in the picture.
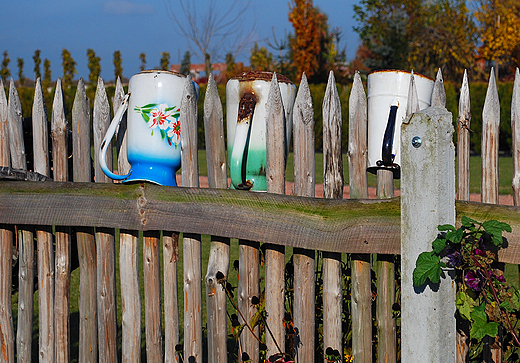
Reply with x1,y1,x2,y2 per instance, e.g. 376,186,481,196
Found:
171,63,226,83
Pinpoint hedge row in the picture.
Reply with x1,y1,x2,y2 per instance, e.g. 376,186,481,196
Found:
10,80,515,155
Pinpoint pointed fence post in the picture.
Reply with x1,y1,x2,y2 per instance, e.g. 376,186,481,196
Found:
513,69,520,206
114,79,143,362
204,72,230,363
456,71,472,363
481,68,503,362
292,73,316,363
401,93,456,363
31,78,55,363
322,71,343,360
72,78,98,363
265,73,286,357
457,71,471,203
348,71,373,363
52,78,72,363
181,75,203,363
93,77,119,363
7,78,37,362
0,79,15,363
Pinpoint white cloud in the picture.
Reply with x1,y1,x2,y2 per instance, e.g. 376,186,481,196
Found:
103,1,154,15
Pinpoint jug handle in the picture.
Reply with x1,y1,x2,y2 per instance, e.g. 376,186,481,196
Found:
99,93,131,180
229,114,253,190
381,101,399,167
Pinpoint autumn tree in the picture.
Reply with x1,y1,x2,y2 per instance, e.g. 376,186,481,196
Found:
160,52,170,71
17,58,25,86
1,51,10,83
353,0,422,71
113,50,123,81
87,48,101,87
353,0,479,80
139,53,146,71
43,58,52,90
33,50,41,81
250,43,274,71
288,0,325,81
474,0,520,77
407,0,478,81
62,48,77,88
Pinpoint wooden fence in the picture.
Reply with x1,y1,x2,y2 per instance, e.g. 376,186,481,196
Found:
1,68,520,363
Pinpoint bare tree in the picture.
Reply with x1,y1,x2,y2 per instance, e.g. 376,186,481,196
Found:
165,0,256,78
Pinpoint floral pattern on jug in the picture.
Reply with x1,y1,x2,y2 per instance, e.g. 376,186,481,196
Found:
134,103,181,147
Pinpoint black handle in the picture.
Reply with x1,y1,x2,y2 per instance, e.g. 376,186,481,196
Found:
381,104,398,167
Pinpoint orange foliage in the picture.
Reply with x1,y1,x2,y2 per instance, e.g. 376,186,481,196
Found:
288,0,325,81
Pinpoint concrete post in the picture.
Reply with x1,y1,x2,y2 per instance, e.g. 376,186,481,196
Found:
400,106,456,362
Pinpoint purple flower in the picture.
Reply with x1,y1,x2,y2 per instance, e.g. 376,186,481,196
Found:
495,274,506,283
475,248,486,257
446,248,462,267
465,270,485,291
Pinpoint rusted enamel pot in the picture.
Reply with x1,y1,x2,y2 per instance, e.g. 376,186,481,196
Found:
226,71,296,191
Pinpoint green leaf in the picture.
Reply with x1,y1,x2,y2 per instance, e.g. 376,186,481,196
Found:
461,216,478,228
172,112,180,118
140,103,158,109
160,129,166,140
482,220,511,246
456,290,476,321
446,228,464,244
470,303,499,340
413,251,442,287
164,106,178,112
438,224,456,232
432,237,447,254
142,113,150,123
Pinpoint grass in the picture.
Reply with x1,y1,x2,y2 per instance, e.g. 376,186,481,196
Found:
197,149,515,195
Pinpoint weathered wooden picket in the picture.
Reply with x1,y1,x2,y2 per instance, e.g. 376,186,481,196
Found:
1,66,520,363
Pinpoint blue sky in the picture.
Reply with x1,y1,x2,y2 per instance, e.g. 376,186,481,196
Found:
1,0,361,82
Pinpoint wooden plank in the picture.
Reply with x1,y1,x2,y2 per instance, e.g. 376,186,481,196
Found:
32,77,55,363
144,231,163,361
114,76,131,175
52,78,72,363
481,68,500,206
8,79,26,169
322,70,343,359
265,73,286,357
376,170,396,363
292,72,315,363
238,239,260,362
512,68,520,205
164,231,180,363
457,71,471,202
181,75,203,362
0,225,14,363
481,68,503,363
72,78,98,363
348,71,372,363
115,79,142,363
406,71,419,116
401,106,456,362
5,182,520,262
93,77,119,363
431,68,446,108
7,77,36,363
0,79,9,167
0,85,14,362
456,70,471,363
203,73,229,363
